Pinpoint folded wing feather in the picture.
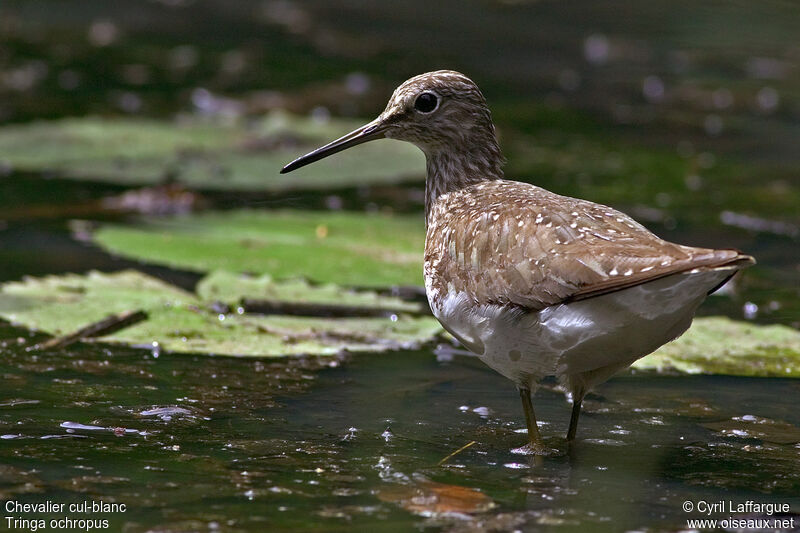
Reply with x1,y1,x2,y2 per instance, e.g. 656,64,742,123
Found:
424,180,753,311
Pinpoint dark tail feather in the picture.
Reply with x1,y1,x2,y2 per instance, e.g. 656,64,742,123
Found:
706,253,755,295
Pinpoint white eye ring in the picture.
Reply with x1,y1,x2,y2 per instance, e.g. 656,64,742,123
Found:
414,92,439,113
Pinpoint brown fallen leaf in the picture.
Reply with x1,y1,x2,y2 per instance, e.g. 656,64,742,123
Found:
377,480,494,515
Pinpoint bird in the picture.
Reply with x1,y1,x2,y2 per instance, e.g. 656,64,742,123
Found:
281,70,754,454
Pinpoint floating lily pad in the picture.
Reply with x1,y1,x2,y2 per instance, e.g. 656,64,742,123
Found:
634,317,800,377
0,270,441,357
0,113,424,191
197,270,423,313
2,270,797,372
91,209,425,287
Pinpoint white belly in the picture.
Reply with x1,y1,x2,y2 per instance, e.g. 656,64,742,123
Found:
429,267,736,392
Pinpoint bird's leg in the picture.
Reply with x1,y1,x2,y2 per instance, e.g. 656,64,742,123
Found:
518,387,543,447
567,392,584,441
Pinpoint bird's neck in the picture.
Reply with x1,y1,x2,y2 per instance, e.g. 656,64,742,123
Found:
423,133,504,224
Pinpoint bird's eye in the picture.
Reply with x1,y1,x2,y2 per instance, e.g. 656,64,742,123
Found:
414,92,439,113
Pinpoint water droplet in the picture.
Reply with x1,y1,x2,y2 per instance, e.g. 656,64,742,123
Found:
584,34,609,65
756,87,779,112
325,195,343,210
685,174,703,191
472,406,490,417
345,72,371,95
116,92,142,113
746,57,786,80
88,19,119,47
642,75,665,102
311,106,330,123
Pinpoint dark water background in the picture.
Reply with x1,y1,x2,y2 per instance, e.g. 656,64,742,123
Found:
1,1,799,531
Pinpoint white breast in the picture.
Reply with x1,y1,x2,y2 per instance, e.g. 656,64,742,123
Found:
429,266,737,392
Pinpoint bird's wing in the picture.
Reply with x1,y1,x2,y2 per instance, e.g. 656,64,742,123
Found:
424,180,753,311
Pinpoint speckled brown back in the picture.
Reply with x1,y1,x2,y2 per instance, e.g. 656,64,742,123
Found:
424,180,753,311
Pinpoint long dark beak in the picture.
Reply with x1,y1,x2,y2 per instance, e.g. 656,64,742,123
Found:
280,118,387,174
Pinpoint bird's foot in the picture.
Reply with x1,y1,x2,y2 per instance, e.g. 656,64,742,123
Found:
510,441,557,456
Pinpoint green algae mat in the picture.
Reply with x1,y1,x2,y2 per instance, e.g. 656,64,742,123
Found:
631,317,800,377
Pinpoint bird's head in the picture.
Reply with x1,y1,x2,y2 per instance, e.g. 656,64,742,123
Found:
281,70,498,174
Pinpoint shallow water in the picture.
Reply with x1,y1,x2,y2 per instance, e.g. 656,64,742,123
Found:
2,326,799,531
1,1,800,531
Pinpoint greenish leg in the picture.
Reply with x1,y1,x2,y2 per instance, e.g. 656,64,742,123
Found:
518,387,543,447
567,394,583,441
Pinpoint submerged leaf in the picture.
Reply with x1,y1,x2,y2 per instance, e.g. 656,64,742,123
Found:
376,480,495,515
634,317,800,377
0,270,441,357
92,209,425,287
0,113,424,191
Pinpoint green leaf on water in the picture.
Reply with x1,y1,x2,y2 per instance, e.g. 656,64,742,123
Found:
197,270,423,313
0,112,424,191
92,209,426,287
1,271,796,372
634,316,800,377
0,270,441,357
0,270,195,333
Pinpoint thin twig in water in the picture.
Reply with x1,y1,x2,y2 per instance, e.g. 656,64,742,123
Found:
38,310,148,350
241,298,430,318
437,440,476,466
